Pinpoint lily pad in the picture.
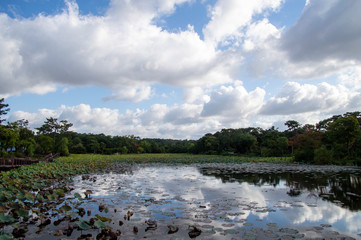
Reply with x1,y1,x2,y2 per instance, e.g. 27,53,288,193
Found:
95,214,111,222
0,233,14,240
15,209,29,218
60,205,72,212
74,193,83,201
94,220,106,229
76,220,91,230
0,213,16,223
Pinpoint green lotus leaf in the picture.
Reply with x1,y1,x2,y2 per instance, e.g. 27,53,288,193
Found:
76,220,91,230
94,220,106,229
36,193,45,203
74,193,83,201
24,192,35,202
15,209,29,218
0,213,16,223
95,214,111,223
0,233,14,240
60,205,72,212
55,189,65,197
67,212,79,218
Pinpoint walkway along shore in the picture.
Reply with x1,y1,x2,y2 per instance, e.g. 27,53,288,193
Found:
0,153,59,170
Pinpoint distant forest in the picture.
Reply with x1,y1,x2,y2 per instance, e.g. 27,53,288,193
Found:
1,98,361,165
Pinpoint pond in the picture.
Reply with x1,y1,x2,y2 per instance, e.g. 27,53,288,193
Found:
24,163,361,239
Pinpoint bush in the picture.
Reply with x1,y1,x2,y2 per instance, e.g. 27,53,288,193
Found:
57,138,70,156
294,149,314,163
314,146,333,165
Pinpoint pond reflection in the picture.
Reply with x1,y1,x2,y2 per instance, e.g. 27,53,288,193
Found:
26,164,361,239
198,165,361,211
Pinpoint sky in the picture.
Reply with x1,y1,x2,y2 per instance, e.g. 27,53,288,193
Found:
1,0,360,139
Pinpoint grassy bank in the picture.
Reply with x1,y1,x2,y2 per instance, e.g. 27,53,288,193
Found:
62,153,294,164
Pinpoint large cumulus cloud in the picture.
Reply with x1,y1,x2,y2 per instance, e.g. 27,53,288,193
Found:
0,0,238,100
245,0,361,81
260,82,361,115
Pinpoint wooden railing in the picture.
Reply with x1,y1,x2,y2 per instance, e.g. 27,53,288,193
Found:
0,157,39,168
0,153,60,168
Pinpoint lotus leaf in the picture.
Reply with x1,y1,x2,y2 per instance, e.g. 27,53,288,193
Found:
24,192,35,202
15,209,29,218
76,220,91,230
54,189,65,197
0,233,14,240
60,205,72,212
94,220,106,229
0,213,16,223
74,193,83,201
95,214,111,222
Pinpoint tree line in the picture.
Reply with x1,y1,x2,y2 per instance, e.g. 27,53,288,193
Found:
1,98,360,165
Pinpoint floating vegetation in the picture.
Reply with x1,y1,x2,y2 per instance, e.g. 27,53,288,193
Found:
0,154,360,239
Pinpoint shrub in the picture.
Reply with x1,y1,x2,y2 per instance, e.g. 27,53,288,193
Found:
314,145,333,165
294,149,314,163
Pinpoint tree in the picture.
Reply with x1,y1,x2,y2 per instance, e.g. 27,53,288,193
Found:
258,127,288,156
35,135,54,155
195,133,219,154
326,116,361,157
0,98,10,125
316,114,342,132
231,132,257,154
36,117,73,142
57,137,70,156
314,145,333,165
70,137,86,154
285,120,301,132
87,137,99,153
0,126,18,156
139,140,151,153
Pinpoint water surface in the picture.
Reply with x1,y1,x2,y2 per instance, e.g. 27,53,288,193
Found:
27,163,361,239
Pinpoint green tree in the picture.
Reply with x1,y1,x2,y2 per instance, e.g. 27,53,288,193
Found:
258,127,288,156
36,117,73,142
195,133,219,154
326,116,361,158
35,135,54,155
87,137,99,153
285,120,302,133
139,140,151,153
314,145,333,165
231,132,257,154
0,98,10,125
70,137,86,154
56,137,70,156
0,126,18,156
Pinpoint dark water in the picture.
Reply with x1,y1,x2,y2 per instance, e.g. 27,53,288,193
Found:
25,163,361,239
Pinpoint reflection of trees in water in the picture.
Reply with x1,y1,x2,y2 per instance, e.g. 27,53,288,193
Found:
198,167,361,211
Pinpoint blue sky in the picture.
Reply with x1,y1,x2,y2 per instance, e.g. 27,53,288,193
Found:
1,0,360,139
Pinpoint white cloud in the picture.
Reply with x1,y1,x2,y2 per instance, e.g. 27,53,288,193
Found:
183,87,210,104
0,0,236,100
201,84,265,120
260,82,361,115
338,66,361,91
242,18,280,52
203,0,283,45
281,0,361,64
103,85,153,102
8,82,268,139
245,0,361,80
9,103,205,139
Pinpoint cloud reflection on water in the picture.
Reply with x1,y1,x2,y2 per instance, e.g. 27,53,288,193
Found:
70,165,361,236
